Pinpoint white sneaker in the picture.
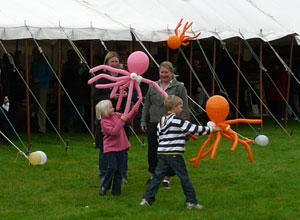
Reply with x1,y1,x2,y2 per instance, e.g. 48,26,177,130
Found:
186,202,204,210
194,204,204,210
140,198,150,206
162,178,170,189
122,177,128,183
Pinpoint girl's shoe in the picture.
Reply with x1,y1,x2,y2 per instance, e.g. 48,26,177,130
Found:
99,187,106,196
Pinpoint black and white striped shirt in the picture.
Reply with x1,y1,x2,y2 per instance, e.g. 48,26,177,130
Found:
157,113,213,154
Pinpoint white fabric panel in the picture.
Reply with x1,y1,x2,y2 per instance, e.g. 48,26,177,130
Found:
0,0,298,42
0,0,131,40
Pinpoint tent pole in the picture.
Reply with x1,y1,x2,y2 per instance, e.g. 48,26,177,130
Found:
16,40,19,52
132,37,135,52
285,37,294,127
40,27,94,140
259,40,264,130
90,40,95,134
129,40,133,53
58,40,62,133
212,38,217,95
166,43,169,61
235,38,241,129
189,42,193,98
189,42,193,122
25,39,31,145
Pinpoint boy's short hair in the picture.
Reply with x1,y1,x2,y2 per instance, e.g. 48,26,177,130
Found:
164,95,183,111
96,100,111,119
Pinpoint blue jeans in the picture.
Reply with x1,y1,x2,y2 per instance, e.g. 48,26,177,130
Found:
122,150,128,179
99,148,128,180
99,151,108,180
101,150,125,196
143,154,198,205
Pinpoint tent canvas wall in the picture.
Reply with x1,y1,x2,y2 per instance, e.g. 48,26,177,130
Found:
0,0,299,43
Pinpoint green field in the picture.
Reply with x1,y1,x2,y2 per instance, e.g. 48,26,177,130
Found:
1,120,300,220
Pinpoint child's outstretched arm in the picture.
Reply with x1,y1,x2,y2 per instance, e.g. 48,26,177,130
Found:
124,109,139,122
181,120,213,136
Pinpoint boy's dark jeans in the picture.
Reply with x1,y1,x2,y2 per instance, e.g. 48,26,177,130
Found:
101,150,125,195
144,154,198,204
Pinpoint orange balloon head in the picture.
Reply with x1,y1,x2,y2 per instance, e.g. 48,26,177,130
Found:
167,36,181,49
206,95,230,123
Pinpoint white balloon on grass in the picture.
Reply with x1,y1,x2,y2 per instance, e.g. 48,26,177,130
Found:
255,135,269,146
36,151,47,165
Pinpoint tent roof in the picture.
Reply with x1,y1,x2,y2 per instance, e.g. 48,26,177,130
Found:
0,0,299,43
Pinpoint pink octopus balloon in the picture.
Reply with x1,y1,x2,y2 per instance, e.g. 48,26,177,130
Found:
88,51,168,118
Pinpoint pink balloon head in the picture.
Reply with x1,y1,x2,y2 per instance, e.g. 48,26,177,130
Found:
127,51,149,75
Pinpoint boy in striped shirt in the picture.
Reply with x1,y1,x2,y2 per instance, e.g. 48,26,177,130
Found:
140,95,220,209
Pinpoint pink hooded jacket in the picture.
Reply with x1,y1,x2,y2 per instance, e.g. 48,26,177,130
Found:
101,112,135,153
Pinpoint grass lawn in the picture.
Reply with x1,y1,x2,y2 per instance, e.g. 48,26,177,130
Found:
1,119,300,220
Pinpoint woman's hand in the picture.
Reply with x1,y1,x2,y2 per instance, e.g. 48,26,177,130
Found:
141,126,147,132
113,91,127,100
113,93,119,99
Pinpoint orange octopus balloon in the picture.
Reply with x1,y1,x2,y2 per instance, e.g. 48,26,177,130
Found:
189,95,262,168
167,18,201,50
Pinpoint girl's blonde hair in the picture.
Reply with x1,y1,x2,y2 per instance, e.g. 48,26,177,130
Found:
96,100,111,119
164,95,183,111
104,51,119,65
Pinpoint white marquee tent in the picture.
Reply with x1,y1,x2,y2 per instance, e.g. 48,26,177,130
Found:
1,0,299,139
0,0,300,43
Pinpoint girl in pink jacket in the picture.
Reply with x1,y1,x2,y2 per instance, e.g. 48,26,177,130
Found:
96,100,136,196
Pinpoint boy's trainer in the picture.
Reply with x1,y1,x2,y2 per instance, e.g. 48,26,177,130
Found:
186,202,204,210
140,198,151,206
162,178,170,189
